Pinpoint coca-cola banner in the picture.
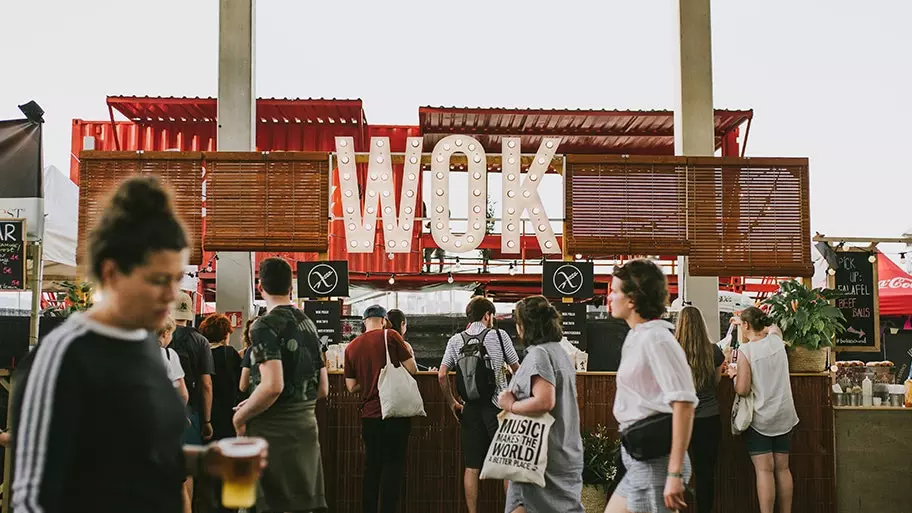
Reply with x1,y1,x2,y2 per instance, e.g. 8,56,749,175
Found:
0,118,42,198
877,252,912,317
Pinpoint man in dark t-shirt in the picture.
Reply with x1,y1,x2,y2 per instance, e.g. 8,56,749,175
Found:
169,291,215,443
233,258,328,512
344,305,417,513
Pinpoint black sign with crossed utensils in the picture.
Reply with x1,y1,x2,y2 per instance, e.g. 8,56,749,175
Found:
297,261,350,298
542,261,594,299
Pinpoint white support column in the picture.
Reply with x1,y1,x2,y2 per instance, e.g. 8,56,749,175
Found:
216,0,256,347
676,0,720,336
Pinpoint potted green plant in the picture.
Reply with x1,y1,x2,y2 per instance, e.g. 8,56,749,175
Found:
581,425,619,512
45,281,94,318
762,279,846,372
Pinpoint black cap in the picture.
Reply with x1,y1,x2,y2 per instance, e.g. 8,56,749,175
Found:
362,304,388,320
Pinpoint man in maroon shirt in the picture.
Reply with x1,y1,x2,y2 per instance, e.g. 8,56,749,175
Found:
344,305,418,513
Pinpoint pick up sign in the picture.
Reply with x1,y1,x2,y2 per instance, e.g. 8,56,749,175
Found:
832,249,880,352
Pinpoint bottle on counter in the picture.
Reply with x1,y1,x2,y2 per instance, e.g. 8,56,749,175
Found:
862,376,873,406
905,379,912,408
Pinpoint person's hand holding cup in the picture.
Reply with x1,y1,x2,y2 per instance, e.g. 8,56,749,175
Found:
205,437,269,508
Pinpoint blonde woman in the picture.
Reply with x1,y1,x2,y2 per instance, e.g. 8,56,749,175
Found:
675,306,724,513
159,316,190,405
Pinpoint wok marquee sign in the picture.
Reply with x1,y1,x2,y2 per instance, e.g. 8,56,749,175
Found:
334,135,562,256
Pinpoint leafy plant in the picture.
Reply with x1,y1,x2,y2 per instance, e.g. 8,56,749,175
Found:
762,279,846,350
582,425,619,485
45,281,94,317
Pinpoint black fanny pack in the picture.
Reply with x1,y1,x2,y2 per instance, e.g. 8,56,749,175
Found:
619,413,673,461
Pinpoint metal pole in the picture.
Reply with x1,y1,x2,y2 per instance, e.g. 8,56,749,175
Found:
216,0,256,348
676,0,720,334
28,241,43,347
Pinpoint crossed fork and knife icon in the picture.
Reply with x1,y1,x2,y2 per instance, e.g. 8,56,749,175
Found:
556,269,580,292
311,269,336,290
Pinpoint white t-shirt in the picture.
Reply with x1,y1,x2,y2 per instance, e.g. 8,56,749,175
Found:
614,320,699,431
738,333,799,436
159,346,185,387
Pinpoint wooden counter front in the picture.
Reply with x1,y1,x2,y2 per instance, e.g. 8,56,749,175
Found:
315,372,835,513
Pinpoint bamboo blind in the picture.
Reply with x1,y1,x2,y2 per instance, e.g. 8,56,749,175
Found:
687,157,812,277
564,155,812,277
565,155,690,255
77,151,204,265
205,152,329,252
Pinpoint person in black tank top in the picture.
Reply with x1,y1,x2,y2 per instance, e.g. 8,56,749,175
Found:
10,176,266,513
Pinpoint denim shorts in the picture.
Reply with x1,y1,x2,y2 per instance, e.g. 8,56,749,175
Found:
744,427,792,455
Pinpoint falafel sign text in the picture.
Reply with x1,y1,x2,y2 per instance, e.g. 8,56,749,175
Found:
334,135,562,255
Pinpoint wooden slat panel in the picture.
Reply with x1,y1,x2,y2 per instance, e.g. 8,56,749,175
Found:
565,156,690,255
205,152,329,252
563,155,812,277
317,373,835,513
77,151,203,265
688,159,812,277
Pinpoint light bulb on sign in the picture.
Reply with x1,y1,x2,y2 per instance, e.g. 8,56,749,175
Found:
827,268,836,276
575,254,583,260
388,275,396,285
455,257,462,271
447,273,454,284
868,254,876,263
509,263,516,276
902,253,907,264
388,253,395,260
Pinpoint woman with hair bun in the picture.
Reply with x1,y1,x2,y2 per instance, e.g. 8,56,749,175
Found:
728,306,798,513
10,176,265,513
498,295,584,513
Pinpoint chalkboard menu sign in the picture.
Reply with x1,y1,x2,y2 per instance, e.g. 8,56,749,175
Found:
832,249,880,352
303,300,342,348
555,302,587,350
0,219,26,290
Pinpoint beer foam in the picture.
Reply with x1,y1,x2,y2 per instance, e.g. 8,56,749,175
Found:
218,437,267,458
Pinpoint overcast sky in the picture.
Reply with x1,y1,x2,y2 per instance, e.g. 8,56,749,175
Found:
2,0,910,258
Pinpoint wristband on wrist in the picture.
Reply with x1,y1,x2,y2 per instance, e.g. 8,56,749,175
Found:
668,471,683,479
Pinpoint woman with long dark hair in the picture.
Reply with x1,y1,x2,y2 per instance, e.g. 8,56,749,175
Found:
239,316,257,394
498,295,584,513
10,176,265,512
387,308,415,358
728,307,798,513
675,306,725,513
606,259,697,513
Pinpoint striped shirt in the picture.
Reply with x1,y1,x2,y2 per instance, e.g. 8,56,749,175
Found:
441,322,520,407
11,313,186,512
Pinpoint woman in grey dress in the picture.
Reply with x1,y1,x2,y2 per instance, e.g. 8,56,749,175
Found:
497,295,584,513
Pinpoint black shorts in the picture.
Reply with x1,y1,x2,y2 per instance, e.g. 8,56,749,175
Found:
461,400,501,469
745,427,793,455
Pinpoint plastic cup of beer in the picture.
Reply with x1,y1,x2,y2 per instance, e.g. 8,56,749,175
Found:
217,437,267,508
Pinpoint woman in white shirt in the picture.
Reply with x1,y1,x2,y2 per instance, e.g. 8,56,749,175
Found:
159,316,189,405
606,260,698,513
727,307,798,513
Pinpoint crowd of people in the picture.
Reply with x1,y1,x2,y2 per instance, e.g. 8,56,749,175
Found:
2,175,801,513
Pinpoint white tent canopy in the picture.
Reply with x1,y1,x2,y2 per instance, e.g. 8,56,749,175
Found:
41,165,78,283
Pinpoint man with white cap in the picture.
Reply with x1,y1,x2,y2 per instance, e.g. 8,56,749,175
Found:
169,290,215,513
